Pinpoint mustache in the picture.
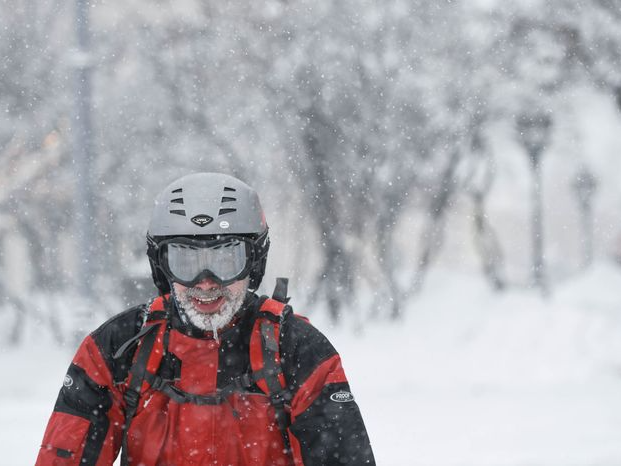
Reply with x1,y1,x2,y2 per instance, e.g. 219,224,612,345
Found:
185,286,231,300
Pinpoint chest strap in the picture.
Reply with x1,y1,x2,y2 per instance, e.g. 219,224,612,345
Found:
143,371,256,406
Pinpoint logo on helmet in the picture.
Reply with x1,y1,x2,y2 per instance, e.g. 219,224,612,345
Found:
191,215,213,227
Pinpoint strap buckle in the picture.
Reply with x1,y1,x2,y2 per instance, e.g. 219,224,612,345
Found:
124,388,140,409
270,388,292,410
237,372,253,388
149,375,166,391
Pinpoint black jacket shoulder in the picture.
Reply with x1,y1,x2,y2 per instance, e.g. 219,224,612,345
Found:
279,312,339,394
90,304,147,384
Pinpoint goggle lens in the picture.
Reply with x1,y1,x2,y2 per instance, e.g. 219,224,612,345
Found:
164,239,249,284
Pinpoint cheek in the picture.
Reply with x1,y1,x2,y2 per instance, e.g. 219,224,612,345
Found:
226,280,248,297
173,283,188,296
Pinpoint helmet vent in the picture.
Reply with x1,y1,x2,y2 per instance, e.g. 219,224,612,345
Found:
221,197,236,203
218,208,236,216
172,188,183,193
170,209,186,216
223,187,236,192
170,198,184,204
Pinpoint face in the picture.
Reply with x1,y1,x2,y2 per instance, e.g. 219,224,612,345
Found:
172,276,249,335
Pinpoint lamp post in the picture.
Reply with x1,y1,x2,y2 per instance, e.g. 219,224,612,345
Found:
74,0,95,293
516,111,552,294
572,166,598,268
71,0,96,341
469,130,506,291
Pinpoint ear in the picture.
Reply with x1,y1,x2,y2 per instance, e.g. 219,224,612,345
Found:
249,254,268,290
149,258,171,295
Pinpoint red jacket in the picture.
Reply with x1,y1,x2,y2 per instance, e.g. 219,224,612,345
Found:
36,293,375,465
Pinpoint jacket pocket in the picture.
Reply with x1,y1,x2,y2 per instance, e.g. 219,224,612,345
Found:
37,411,91,465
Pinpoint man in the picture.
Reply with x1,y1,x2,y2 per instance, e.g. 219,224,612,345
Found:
36,173,375,466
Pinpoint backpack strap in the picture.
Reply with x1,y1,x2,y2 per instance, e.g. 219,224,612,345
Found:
119,296,169,466
272,277,290,304
250,297,293,459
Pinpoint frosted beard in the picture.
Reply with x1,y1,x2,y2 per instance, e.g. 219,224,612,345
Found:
172,278,249,340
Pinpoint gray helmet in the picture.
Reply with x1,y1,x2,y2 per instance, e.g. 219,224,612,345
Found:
148,173,267,237
146,173,269,293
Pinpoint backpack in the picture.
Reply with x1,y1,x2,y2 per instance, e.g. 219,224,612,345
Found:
114,278,295,466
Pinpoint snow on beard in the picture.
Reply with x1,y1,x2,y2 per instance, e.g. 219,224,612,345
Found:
173,278,249,339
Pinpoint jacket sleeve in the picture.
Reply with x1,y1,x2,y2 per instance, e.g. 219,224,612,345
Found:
35,334,125,466
281,316,376,466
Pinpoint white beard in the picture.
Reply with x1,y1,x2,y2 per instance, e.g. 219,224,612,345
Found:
173,278,248,340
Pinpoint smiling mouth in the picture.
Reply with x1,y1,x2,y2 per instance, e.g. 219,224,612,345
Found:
189,294,226,313
194,296,220,304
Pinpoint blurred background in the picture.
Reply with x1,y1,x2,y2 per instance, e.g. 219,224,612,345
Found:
1,0,621,464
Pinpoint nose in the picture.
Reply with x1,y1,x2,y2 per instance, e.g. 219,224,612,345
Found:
195,277,220,289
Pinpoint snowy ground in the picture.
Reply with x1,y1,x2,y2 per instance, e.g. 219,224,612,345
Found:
2,263,621,465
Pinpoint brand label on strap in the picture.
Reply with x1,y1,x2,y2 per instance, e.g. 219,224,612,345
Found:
330,390,354,403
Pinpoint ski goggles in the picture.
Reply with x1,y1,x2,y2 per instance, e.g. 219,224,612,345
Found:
157,236,259,287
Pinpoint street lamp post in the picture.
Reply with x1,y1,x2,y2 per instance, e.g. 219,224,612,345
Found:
516,111,552,295
572,166,598,268
469,130,506,291
72,0,95,340
74,0,94,293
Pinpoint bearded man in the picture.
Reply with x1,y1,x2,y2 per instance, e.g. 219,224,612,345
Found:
36,173,375,466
